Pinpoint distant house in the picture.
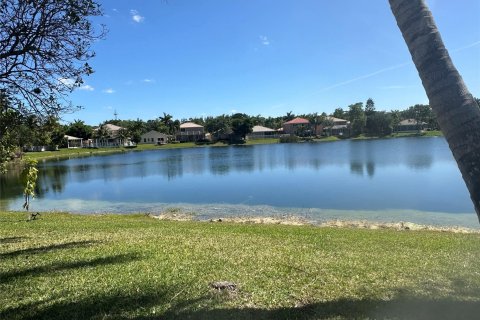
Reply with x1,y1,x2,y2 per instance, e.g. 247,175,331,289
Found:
176,122,205,142
64,135,83,148
247,125,279,139
395,119,426,132
322,117,351,136
211,127,233,141
140,130,168,145
92,123,131,147
282,117,312,136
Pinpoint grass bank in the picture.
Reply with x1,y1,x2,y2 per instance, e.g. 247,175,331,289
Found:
22,133,443,162
1,211,479,319
22,140,280,162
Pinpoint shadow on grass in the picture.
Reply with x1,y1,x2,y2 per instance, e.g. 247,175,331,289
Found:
160,297,480,320
0,288,203,320
0,236,28,244
0,253,139,284
2,288,479,320
0,240,98,259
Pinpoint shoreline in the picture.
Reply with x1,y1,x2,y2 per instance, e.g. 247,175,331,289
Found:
150,211,480,234
6,209,478,234
21,132,444,162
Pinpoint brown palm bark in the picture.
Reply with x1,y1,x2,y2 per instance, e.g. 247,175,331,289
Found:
389,0,480,221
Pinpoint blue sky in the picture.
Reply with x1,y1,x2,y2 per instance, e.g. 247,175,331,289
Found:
66,0,480,125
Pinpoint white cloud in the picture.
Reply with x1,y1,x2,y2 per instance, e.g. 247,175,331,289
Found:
318,62,411,92
230,109,239,114
452,40,480,53
79,84,94,91
143,79,155,83
103,88,115,94
130,10,145,23
58,78,76,88
259,35,270,46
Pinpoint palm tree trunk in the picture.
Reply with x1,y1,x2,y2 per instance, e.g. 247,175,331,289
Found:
389,0,480,221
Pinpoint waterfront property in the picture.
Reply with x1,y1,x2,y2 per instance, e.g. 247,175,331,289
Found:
140,130,168,145
91,123,132,147
64,135,83,148
282,117,312,136
322,116,351,136
247,125,279,139
1,137,475,227
395,119,427,132
176,122,205,142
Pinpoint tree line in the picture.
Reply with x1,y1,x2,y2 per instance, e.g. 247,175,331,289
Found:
3,96,469,155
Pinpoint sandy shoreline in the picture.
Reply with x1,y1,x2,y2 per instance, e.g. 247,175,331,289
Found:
151,211,480,234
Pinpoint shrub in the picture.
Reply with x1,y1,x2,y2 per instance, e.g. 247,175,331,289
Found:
279,135,299,143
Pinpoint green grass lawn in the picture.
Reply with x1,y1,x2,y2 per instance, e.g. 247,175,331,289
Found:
22,144,161,161
21,141,273,162
1,212,479,319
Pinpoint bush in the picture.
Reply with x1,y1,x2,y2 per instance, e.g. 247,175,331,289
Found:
279,135,299,143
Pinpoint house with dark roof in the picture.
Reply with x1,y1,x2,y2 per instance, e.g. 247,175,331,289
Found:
282,117,313,136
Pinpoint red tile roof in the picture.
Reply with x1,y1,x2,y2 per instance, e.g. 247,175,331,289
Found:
284,117,310,125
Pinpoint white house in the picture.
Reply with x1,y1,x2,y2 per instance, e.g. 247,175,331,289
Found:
176,122,205,142
395,119,426,132
64,135,83,148
140,130,168,145
92,123,130,147
247,125,279,139
321,117,351,136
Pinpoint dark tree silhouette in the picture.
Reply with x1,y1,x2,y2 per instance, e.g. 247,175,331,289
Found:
0,0,106,118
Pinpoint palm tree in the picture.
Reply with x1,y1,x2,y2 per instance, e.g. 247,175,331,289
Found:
159,112,175,141
159,112,173,128
94,124,111,147
389,0,480,220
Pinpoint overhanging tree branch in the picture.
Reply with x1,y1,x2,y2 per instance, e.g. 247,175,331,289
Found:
0,0,106,119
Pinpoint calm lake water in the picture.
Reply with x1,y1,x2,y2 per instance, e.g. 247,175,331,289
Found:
1,137,478,228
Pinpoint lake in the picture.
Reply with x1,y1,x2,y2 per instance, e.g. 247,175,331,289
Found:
1,137,478,228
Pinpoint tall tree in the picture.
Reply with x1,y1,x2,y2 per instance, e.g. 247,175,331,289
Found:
366,111,393,136
348,103,366,136
0,90,21,172
390,0,480,219
0,0,106,117
332,108,346,120
365,98,376,117
284,111,295,122
127,119,146,144
65,119,92,140
93,124,110,147
159,112,175,135
231,113,253,140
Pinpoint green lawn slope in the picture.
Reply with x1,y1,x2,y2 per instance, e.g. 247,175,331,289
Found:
1,212,479,319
